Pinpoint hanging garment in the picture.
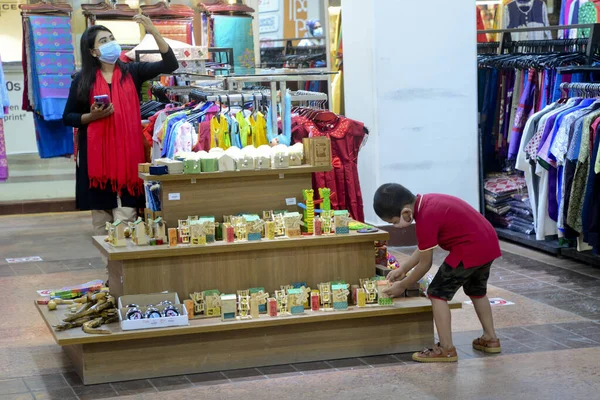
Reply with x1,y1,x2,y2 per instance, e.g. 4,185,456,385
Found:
211,15,255,74
503,0,551,40
249,112,268,147
477,7,488,43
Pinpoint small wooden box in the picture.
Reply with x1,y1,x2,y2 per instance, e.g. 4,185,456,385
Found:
138,163,151,173
302,137,331,167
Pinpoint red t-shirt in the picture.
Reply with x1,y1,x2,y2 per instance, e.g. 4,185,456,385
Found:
413,194,501,268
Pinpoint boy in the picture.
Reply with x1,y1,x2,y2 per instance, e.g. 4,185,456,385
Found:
374,183,502,363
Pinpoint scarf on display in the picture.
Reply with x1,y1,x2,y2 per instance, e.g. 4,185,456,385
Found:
87,67,145,196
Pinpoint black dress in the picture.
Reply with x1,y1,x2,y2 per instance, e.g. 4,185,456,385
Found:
63,48,178,211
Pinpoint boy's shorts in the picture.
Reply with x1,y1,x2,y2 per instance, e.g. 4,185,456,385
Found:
427,261,493,301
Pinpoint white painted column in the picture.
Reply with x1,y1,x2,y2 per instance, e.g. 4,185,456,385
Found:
342,0,479,224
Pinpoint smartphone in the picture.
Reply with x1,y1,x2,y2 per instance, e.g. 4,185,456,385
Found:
93,95,110,106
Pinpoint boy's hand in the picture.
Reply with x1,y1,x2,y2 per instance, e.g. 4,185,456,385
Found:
383,281,407,298
386,267,407,283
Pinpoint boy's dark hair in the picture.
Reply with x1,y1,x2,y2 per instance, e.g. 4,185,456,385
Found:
373,183,416,221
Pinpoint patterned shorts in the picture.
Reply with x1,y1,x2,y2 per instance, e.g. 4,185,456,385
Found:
427,261,493,301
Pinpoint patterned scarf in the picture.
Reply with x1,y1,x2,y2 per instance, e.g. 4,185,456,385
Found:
87,67,145,196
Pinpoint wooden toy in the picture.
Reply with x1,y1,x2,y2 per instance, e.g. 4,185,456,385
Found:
274,290,288,315
320,210,334,235
190,292,205,315
314,216,322,236
360,279,378,304
334,210,352,235
231,216,248,241
377,280,394,306
351,284,360,305
250,297,260,319
247,219,265,241
356,288,367,307
311,290,320,311
177,219,190,244
318,283,333,309
190,221,207,246
199,152,219,172
265,221,275,240
302,189,315,234
204,290,221,317
220,294,237,321
287,287,309,315
237,290,251,319
318,188,332,211
332,284,350,311
267,298,278,316
168,228,178,247
302,137,331,167
217,152,236,171
138,162,151,173
107,220,126,247
249,288,269,313
273,212,286,237
223,223,235,243
197,217,216,243
130,217,149,246
271,144,290,169
256,145,272,170
184,299,194,317
284,212,304,237
151,217,167,244
239,146,256,170
288,142,304,166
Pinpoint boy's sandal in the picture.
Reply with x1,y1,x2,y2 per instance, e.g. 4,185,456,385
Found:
472,336,502,353
412,343,458,363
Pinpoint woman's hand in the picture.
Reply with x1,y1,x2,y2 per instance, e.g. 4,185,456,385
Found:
90,103,114,121
134,15,159,36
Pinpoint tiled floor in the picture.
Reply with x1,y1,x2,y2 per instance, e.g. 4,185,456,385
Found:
2,212,600,399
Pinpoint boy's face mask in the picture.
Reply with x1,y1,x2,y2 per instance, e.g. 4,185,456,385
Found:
392,208,413,229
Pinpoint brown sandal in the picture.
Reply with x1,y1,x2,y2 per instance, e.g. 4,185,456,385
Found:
472,336,502,353
412,343,458,363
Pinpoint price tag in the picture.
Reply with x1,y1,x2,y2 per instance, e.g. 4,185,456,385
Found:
191,178,197,184
279,174,285,179
285,197,297,206
168,193,181,201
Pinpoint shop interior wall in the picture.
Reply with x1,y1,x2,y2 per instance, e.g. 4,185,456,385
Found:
342,0,479,225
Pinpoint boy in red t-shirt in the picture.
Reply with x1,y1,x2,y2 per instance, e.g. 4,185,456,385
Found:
374,183,502,363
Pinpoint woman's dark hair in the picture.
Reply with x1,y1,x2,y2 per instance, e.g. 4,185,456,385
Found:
373,183,416,221
77,25,128,103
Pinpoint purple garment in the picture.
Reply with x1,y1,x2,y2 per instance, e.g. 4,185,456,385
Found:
509,69,538,159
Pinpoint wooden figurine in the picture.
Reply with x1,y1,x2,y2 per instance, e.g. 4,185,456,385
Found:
274,290,288,316
284,212,304,237
168,228,178,247
130,217,149,246
107,220,126,247
318,188,332,211
237,290,251,319
361,279,378,304
332,284,350,311
377,280,394,306
302,189,315,234
334,210,352,235
152,217,167,244
220,294,237,321
177,219,191,244
318,283,333,309
203,290,221,317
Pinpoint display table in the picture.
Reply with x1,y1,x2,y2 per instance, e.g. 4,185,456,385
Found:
36,299,461,384
93,230,389,300
139,165,331,228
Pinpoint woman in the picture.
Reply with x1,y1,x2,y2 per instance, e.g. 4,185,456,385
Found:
63,16,178,235
298,20,324,47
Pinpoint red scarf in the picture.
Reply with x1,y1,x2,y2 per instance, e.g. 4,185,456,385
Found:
87,67,145,197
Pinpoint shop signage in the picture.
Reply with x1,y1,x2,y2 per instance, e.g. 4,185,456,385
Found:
3,69,37,154
259,0,279,13
284,0,308,39
259,13,280,34
464,297,514,306
0,1,24,62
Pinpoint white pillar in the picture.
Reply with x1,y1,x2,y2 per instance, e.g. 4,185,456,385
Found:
342,0,479,224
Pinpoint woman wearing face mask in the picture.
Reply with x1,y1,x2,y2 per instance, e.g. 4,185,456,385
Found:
63,16,178,235
298,19,324,47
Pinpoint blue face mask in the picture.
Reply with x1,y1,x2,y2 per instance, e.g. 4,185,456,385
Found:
97,41,121,65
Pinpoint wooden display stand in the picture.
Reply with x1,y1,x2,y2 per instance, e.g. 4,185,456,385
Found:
37,299,461,385
36,165,462,385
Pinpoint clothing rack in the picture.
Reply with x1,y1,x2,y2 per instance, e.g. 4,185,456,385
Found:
559,82,600,97
479,24,600,64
